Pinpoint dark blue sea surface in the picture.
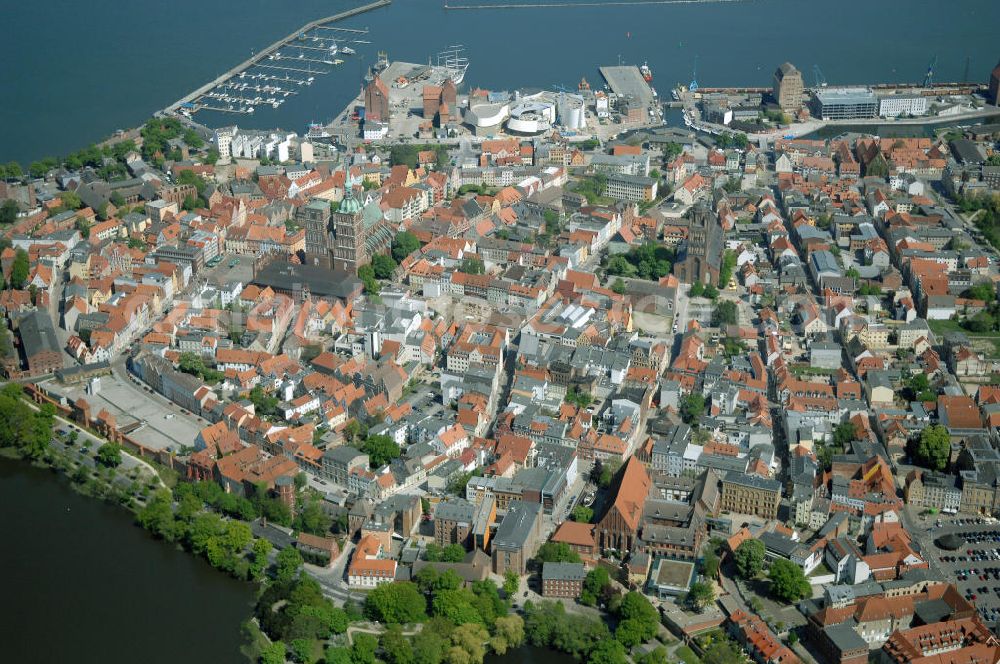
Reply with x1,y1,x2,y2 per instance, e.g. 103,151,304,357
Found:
2,0,999,163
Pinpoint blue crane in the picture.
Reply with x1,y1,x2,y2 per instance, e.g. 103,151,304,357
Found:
923,55,937,88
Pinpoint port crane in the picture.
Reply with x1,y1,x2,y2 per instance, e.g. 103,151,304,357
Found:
813,65,828,88
922,55,937,88
688,55,699,92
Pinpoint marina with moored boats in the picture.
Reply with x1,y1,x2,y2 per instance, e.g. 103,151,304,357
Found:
166,0,390,117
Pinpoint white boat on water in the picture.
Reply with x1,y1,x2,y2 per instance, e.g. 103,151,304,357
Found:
341,46,356,55
329,40,339,56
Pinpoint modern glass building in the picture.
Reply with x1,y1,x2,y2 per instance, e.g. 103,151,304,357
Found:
811,88,878,120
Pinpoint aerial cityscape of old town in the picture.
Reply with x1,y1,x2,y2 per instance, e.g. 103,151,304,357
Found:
4,2,1000,664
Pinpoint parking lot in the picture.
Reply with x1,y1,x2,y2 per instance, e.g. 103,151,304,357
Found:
920,516,1000,631
195,252,255,290
49,370,204,452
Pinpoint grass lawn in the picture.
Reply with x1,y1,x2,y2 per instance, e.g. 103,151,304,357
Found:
808,561,834,577
676,645,701,664
929,318,1000,342
928,319,966,335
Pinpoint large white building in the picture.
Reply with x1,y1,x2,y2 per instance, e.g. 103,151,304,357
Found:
604,174,658,202
507,95,557,135
878,94,927,118
214,126,237,163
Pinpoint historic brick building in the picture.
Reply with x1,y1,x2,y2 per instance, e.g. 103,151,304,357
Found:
332,191,393,274
596,457,651,552
673,204,723,285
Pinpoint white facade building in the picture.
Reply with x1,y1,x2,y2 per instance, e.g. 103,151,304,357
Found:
878,94,927,118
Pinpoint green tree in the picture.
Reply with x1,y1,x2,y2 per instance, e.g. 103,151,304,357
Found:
459,257,485,275
276,546,305,583
914,424,950,471
606,255,638,278
686,581,715,612
433,588,484,626
702,638,743,664
502,570,519,598
441,544,466,563
702,548,720,579
260,641,287,664
832,421,857,449
679,393,705,426
59,190,83,210
615,592,658,645
718,250,737,288
491,614,525,655
572,505,594,523
564,385,593,408
10,248,29,289
966,311,995,333
712,300,738,327
734,539,765,579
96,443,122,468
352,633,379,664
611,278,627,295
392,231,421,262
689,281,705,297
580,567,611,606
0,199,19,224
293,497,333,536
663,142,683,160
5,161,23,181
390,145,420,168
290,638,317,664
637,646,669,664
250,538,273,581
382,626,415,664
364,581,427,624
588,639,628,664
449,623,489,664
768,559,811,602
360,434,401,468
412,629,445,664
536,542,582,564
371,254,398,280
136,490,178,540
865,151,890,178
358,264,381,296
326,647,352,664
343,419,364,444
183,129,205,149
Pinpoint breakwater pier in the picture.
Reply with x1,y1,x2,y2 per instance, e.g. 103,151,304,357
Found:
443,0,747,9
164,0,390,116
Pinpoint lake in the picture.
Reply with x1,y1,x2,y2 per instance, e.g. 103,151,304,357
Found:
0,456,255,664
486,644,582,664
3,0,1000,163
